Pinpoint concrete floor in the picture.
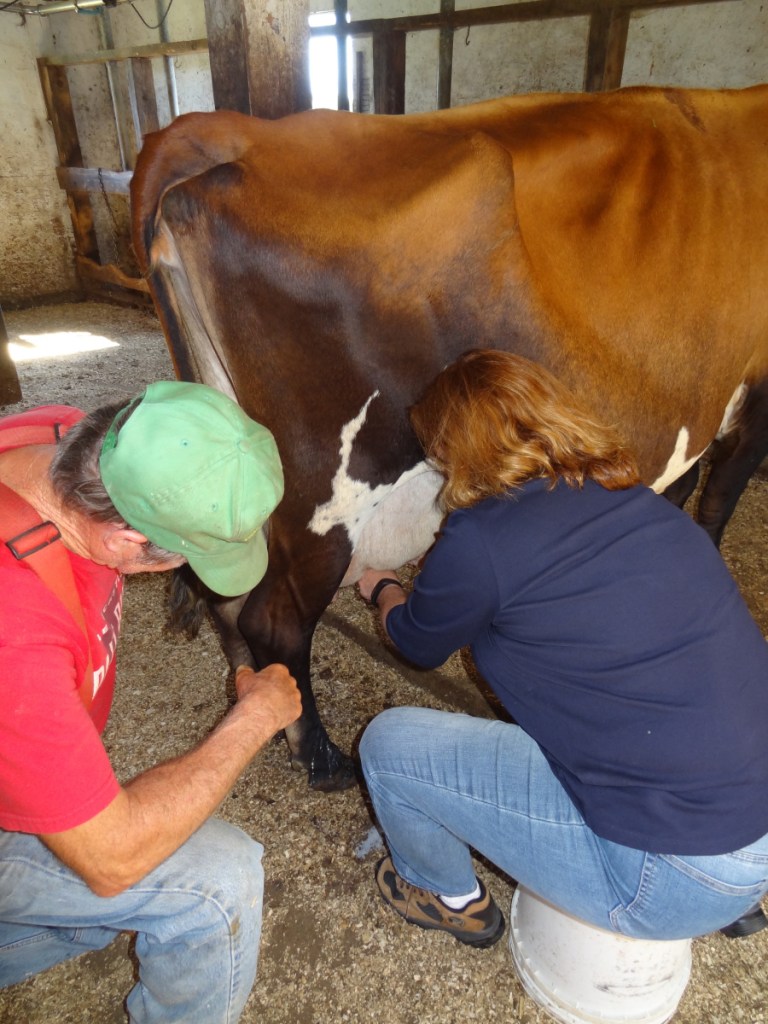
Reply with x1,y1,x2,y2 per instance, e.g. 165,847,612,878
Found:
1,301,766,1024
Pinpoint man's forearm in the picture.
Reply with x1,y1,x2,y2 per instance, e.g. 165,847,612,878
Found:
117,703,280,885
42,665,300,896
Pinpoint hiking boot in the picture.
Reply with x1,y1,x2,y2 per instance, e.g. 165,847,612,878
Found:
375,856,505,948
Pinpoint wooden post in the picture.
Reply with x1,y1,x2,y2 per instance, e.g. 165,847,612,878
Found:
0,306,21,407
335,0,350,110
373,30,406,114
585,6,630,92
204,0,311,118
438,0,455,110
244,0,312,118
354,49,365,111
129,57,160,145
37,61,99,265
204,0,252,114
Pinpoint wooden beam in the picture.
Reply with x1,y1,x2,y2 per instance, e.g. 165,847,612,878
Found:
585,7,630,91
56,167,133,196
42,38,208,67
311,0,742,37
75,255,150,295
373,30,406,115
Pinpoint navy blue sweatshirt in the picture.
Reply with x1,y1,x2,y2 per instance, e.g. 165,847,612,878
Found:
387,478,768,855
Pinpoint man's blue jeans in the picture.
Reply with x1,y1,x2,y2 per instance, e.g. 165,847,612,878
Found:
0,818,263,1023
360,707,768,940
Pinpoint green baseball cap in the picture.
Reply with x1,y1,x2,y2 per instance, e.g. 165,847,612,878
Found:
99,381,284,596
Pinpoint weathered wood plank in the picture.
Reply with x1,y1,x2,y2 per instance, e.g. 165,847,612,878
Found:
56,167,133,196
43,38,208,68
76,255,150,295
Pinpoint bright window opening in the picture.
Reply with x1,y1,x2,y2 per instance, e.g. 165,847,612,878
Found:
309,10,354,110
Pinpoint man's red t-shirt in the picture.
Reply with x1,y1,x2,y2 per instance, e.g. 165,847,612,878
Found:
0,406,123,833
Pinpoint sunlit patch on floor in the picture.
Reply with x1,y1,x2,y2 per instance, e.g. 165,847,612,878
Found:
10,331,119,361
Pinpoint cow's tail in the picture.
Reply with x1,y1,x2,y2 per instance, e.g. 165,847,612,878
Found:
130,110,259,275
167,564,209,638
130,110,262,384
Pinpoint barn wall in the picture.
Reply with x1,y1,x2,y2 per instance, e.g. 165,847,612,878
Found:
391,0,768,110
622,3,768,86
0,16,78,307
0,1,213,308
1,0,767,306
40,4,213,286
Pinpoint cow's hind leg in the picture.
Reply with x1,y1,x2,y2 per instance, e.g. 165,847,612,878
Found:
236,544,356,792
662,460,701,510
695,379,768,547
168,565,354,791
282,631,356,793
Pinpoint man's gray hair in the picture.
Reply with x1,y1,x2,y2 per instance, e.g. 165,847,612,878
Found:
49,400,180,566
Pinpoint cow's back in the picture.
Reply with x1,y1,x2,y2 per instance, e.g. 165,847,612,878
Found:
131,84,768,492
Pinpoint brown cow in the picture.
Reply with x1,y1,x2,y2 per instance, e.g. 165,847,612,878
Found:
131,85,768,790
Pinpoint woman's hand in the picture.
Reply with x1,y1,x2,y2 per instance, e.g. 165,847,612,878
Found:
358,568,398,603
358,569,407,626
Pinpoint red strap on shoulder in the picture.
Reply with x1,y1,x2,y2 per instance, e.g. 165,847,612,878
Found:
0,423,65,449
0,405,83,452
0,440,95,707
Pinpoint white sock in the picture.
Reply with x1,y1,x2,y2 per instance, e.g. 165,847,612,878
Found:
439,881,481,909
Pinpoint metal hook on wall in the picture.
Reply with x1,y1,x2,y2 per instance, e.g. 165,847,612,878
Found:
465,26,471,45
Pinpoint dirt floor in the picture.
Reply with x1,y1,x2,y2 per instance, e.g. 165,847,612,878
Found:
1,301,766,1024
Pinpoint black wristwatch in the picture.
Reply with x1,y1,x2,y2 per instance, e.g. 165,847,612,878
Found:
369,577,403,608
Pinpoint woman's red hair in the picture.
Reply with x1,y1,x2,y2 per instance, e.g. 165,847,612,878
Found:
410,349,641,511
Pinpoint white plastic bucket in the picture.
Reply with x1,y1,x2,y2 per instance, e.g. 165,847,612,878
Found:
509,887,692,1024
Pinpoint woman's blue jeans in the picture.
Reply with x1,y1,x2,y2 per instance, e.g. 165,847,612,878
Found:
0,818,264,1023
360,707,768,940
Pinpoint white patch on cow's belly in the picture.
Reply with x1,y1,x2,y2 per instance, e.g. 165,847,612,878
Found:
309,393,444,585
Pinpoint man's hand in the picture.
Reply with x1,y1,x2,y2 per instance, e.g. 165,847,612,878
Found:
234,664,302,735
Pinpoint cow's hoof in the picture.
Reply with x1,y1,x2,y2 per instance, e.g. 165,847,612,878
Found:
308,755,357,792
289,732,357,791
